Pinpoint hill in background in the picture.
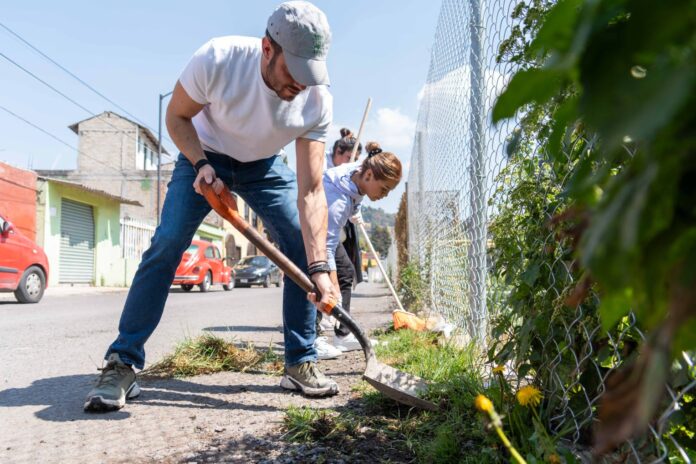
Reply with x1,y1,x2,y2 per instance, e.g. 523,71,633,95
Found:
361,205,395,229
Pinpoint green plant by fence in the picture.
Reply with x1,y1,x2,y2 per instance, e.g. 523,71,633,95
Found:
406,0,695,461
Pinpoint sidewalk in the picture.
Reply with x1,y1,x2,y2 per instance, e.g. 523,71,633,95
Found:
45,285,130,296
0,283,396,464
0,284,128,303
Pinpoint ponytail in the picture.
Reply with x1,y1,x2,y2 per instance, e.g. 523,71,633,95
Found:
360,142,402,183
332,128,362,156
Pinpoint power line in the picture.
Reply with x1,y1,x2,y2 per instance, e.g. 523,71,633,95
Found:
0,51,95,115
0,21,175,147
0,50,168,161
0,103,124,176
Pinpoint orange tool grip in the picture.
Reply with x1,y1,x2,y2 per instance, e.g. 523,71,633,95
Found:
318,295,337,315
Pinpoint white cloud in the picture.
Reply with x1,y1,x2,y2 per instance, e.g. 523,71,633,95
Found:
324,107,417,214
368,107,417,154
328,106,416,166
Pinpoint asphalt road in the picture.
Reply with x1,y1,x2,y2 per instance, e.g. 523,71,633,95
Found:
0,282,395,463
0,284,290,390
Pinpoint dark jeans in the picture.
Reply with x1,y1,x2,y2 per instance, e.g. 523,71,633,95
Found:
316,241,355,337
334,242,354,337
106,152,317,369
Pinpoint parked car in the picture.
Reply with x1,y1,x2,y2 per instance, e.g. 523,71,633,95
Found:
0,215,49,303
233,255,282,288
173,240,234,292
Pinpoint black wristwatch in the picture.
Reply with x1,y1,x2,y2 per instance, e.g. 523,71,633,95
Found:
194,158,211,173
308,261,331,276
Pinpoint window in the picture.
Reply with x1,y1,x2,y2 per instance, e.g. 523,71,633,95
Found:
244,204,250,222
252,212,258,228
137,133,157,171
213,246,221,259
204,246,215,259
240,256,268,266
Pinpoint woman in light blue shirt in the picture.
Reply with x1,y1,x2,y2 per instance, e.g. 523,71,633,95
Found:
322,141,402,350
315,129,363,357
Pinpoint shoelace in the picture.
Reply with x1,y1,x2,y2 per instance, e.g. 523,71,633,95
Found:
95,361,128,386
298,362,324,383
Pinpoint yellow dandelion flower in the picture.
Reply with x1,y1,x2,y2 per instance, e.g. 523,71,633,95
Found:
547,454,561,464
516,385,543,407
474,394,494,413
492,365,505,374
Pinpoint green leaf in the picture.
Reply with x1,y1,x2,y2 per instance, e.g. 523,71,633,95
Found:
579,11,696,148
493,69,566,123
518,363,533,377
599,288,633,331
673,317,696,353
547,96,578,163
521,263,541,288
529,0,583,58
505,128,523,158
619,164,659,250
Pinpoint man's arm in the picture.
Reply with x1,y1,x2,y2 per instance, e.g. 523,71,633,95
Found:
296,137,339,304
166,81,224,194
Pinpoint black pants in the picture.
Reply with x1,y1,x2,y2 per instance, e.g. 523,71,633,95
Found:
317,242,355,337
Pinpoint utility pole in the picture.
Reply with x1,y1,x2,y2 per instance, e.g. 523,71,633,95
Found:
157,91,173,225
467,0,487,342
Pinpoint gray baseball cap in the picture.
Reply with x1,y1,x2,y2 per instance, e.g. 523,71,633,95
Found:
267,1,331,86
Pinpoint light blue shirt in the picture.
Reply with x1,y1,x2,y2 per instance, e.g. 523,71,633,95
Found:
323,162,363,270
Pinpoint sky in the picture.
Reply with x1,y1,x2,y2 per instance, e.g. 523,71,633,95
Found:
0,1,443,213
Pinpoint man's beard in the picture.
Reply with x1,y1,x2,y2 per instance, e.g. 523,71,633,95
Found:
263,55,288,101
263,54,299,102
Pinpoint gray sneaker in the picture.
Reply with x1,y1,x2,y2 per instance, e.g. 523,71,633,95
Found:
280,361,339,397
84,353,140,412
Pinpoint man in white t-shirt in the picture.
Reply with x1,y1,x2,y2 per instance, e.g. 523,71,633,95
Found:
85,1,341,412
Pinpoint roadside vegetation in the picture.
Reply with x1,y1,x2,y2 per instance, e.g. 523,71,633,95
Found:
283,328,505,463
141,334,283,378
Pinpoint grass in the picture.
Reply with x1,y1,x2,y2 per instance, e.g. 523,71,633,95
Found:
141,334,283,378
283,328,505,463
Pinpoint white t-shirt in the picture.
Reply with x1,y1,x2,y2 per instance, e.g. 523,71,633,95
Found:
179,36,333,162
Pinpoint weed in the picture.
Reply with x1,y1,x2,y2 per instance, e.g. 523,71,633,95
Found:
283,328,504,463
142,334,283,378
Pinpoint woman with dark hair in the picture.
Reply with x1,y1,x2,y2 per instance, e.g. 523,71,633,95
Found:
325,128,362,169
319,141,401,352
314,128,363,358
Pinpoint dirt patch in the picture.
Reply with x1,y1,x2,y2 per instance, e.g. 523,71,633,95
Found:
161,350,415,464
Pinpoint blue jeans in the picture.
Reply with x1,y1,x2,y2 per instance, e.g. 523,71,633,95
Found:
106,152,317,369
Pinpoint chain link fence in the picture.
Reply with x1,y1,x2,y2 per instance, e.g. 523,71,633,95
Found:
406,0,695,461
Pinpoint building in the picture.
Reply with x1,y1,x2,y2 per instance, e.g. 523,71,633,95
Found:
36,111,266,273
36,111,172,223
36,177,141,286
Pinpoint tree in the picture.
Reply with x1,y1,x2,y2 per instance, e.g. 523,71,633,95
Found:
370,225,392,257
394,191,409,278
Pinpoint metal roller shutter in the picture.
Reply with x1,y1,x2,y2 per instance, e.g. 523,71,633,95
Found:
59,199,95,283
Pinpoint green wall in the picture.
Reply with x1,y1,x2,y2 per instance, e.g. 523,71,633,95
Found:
37,180,228,287
38,181,127,287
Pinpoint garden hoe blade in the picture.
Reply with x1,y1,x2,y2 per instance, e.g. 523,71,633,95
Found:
201,182,437,411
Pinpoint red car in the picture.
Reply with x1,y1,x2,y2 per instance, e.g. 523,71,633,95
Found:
0,214,50,303
173,240,234,292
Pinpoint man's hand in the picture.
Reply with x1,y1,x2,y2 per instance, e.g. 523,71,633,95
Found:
308,272,340,313
194,164,224,195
